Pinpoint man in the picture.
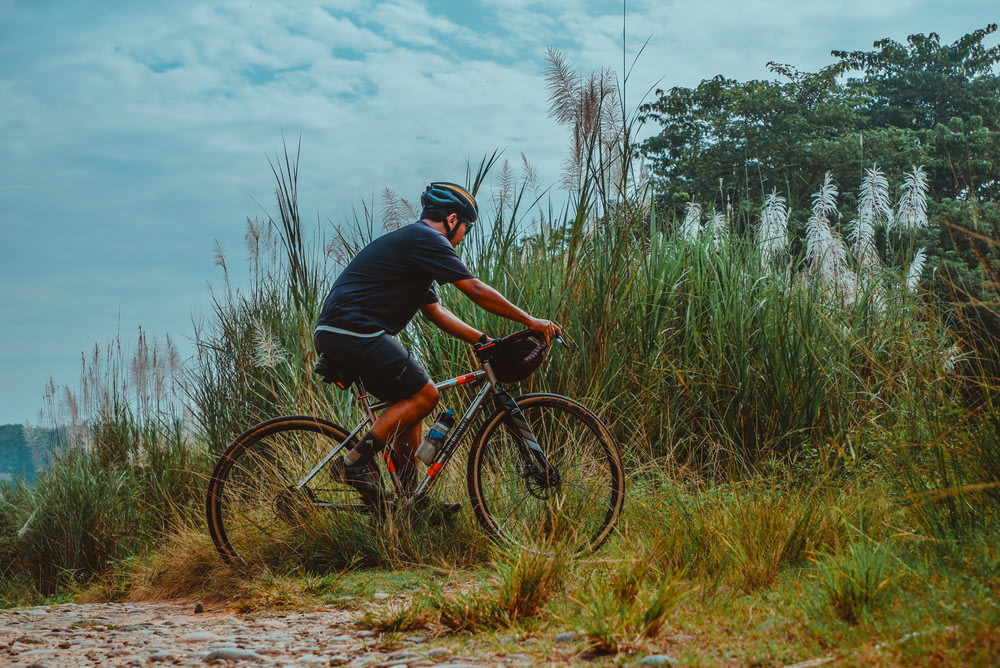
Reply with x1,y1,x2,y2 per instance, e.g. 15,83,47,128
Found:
314,181,561,504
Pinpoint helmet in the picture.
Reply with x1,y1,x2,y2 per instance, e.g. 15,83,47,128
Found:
421,182,478,223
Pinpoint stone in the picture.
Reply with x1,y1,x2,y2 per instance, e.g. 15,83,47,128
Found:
426,648,452,659
180,631,225,643
554,631,578,643
635,654,677,666
202,647,266,662
148,652,175,662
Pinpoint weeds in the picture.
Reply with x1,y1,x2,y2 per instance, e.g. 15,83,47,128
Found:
574,558,688,655
0,46,996,668
814,537,897,624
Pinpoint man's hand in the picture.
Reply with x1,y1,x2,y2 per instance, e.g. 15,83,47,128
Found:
526,318,562,343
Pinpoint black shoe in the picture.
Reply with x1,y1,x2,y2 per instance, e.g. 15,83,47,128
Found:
329,456,384,506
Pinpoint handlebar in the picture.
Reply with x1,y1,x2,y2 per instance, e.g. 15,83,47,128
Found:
523,334,569,366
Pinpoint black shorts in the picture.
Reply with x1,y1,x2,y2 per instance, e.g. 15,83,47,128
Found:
313,330,431,403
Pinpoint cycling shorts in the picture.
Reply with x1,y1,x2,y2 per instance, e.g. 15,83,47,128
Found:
313,329,431,403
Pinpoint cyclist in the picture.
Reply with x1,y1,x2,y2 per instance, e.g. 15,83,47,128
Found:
314,181,561,506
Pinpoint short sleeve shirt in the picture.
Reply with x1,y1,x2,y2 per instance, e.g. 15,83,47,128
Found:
316,221,474,335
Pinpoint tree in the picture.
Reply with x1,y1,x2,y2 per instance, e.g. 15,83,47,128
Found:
639,25,1000,220
639,25,1000,372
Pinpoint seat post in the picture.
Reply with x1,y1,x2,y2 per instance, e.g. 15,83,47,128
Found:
354,380,377,421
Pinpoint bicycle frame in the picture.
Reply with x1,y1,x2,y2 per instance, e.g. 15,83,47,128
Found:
295,367,498,505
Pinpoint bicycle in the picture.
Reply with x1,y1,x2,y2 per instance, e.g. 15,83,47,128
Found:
206,331,625,566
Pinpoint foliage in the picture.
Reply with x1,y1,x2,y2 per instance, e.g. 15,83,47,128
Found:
0,53,997,668
639,26,1000,351
640,25,1000,215
0,425,61,483
814,537,897,624
574,557,687,654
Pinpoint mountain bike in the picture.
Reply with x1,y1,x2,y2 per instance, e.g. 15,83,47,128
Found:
206,332,625,566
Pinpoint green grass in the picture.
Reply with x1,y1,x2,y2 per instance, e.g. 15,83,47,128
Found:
1,63,998,665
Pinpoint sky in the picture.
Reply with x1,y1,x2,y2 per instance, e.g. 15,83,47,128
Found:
1,0,997,425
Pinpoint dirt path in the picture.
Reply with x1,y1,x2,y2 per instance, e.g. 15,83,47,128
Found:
0,600,541,667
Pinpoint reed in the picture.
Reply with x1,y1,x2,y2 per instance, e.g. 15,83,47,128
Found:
1,57,996,624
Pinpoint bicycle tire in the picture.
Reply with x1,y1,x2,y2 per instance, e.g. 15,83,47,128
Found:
467,393,625,554
206,416,370,566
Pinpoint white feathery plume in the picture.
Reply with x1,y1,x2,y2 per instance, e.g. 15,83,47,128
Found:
850,166,891,270
806,173,857,302
707,211,728,249
893,165,929,233
252,320,288,368
806,173,843,274
758,190,789,270
907,248,928,291
680,202,702,243
941,345,966,374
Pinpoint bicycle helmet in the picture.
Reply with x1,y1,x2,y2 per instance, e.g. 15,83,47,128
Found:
421,182,478,223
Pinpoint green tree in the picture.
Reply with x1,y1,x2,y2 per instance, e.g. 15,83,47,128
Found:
639,25,1000,218
639,25,1000,371
832,24,1000,201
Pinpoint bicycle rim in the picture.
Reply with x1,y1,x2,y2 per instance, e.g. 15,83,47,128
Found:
467,394,624,554
206,416,371,567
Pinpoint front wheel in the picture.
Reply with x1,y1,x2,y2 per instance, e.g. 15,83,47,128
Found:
467,394,625,553
206,416,372,566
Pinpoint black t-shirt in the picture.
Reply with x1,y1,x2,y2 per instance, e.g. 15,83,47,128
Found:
316,221,474,335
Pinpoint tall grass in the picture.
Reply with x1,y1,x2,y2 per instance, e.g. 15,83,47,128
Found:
1,54,996,616
0,332,205,599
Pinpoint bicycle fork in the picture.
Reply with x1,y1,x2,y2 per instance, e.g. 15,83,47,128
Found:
494,392,561,491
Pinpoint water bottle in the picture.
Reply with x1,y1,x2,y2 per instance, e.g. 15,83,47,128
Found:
415,409,455,465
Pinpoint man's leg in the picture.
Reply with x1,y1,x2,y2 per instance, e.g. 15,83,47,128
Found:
390,422,421,493
342,381,439,466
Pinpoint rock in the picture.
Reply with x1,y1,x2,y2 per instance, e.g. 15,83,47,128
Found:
194,601,205,614
388,649,420,661
202,647,266,662
636,654,677,666
180,631,225,643
554,631,578,643
148,651,175,662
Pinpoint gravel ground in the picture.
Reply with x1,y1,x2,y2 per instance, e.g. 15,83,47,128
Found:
0,600,535,667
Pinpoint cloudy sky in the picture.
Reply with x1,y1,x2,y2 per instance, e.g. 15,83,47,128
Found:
1,0,996,425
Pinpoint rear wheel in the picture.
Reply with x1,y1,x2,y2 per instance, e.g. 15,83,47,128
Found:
205,416,374,566
467,394,625,553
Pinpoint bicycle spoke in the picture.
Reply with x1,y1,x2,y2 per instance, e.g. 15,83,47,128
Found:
206,417,371,566
468,395,624,553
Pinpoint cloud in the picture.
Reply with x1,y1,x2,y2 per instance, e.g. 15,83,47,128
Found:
1,0,998,423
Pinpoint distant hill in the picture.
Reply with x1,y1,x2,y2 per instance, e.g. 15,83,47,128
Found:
0,424,62,483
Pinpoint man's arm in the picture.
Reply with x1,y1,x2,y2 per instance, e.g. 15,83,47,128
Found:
419,302,484,344
451,278,561,342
